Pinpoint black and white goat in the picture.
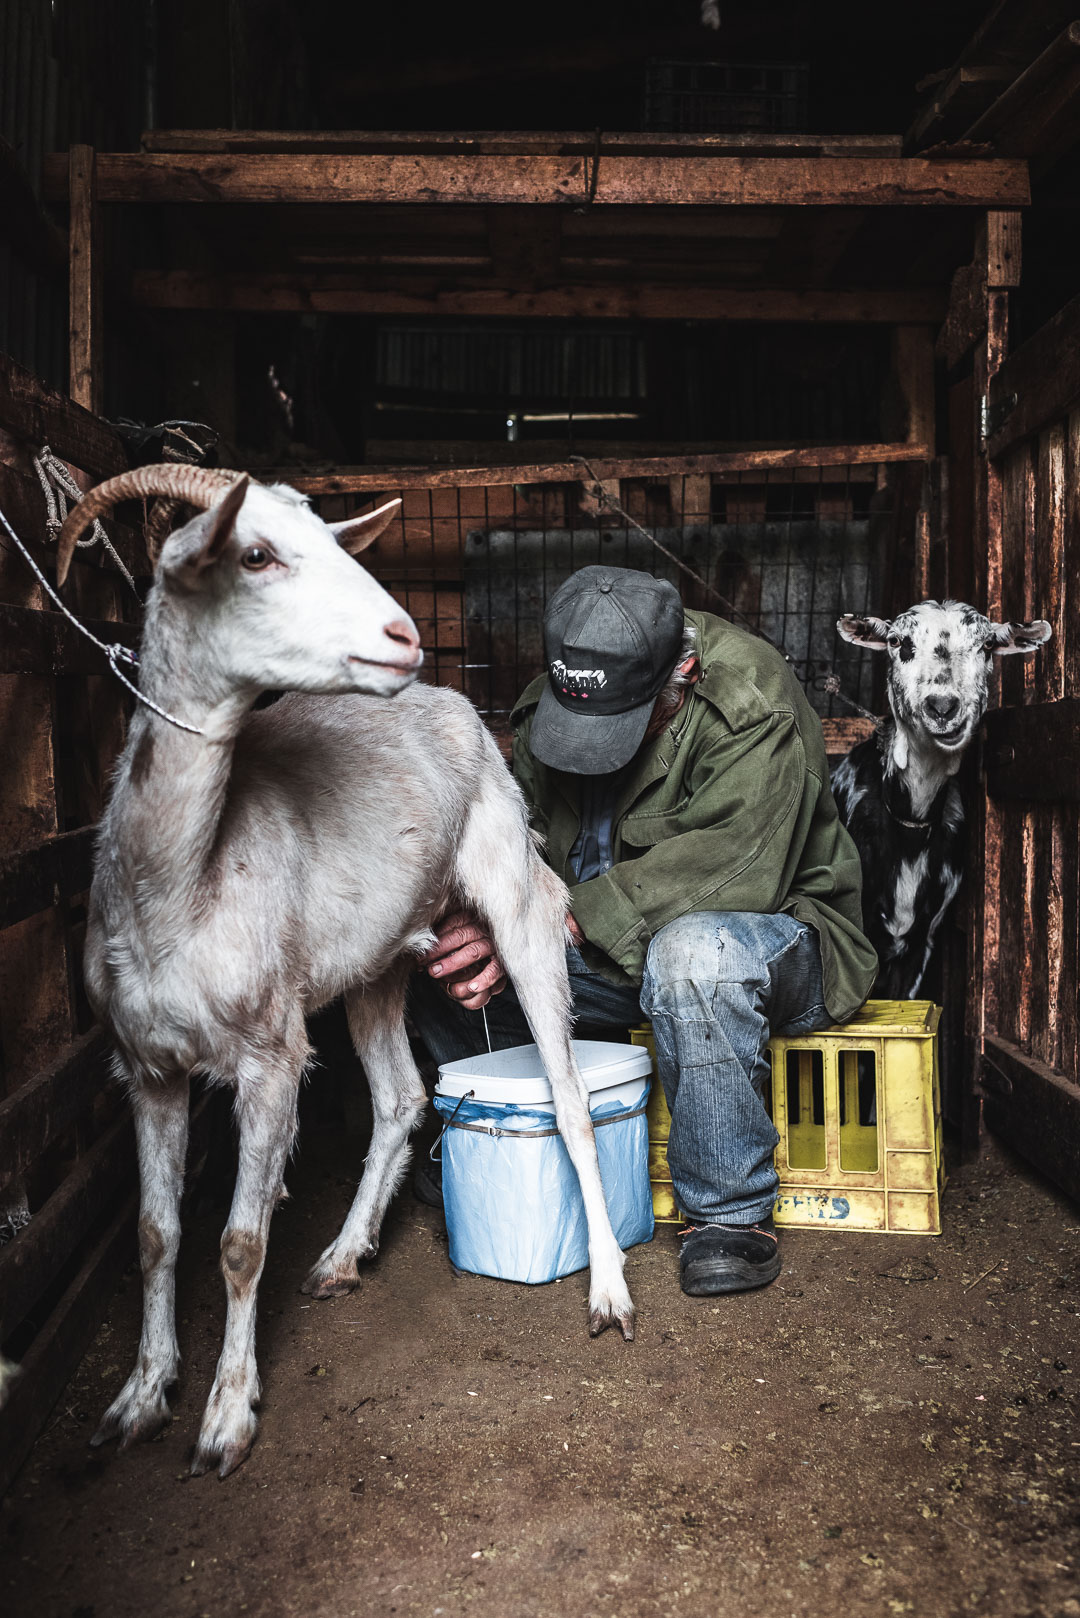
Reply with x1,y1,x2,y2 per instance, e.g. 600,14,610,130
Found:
831,601,1051,999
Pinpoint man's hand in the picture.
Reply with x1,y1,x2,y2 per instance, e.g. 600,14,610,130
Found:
422,911,507,1010
566,912,585,948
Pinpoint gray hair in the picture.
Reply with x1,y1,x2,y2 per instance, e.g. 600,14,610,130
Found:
650,623,699,729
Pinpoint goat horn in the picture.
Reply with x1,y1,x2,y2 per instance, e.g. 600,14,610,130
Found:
55,464,245,585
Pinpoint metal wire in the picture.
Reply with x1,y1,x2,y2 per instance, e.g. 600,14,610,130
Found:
0,501,205,736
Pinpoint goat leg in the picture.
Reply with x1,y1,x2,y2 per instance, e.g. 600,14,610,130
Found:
93,1074,190,1450
456,777,636,1340
191,1063,299,1480
302,970,426,1299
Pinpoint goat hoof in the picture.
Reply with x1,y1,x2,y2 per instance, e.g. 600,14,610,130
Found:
588,1305,636,1342
300,1270,360,1300
91,1371,175,1449
190,1436,254,1480
300,1249,363,1299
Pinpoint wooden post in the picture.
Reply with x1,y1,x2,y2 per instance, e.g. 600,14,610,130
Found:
966,207,1017,1147
68,144,102,414
892,325,936,448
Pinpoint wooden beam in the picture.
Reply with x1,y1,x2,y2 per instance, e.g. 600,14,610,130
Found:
0,604,139,677
893,326,936,447
0,463,146,580
263,442,932,496
68,145,102,415
42,152,1032,209
982,1033,1079,1199
130,272,948,324
963,21,1080,163
141,129,907,158
906,65,1014,152
0,352,126,480
984,698,1080,800
987,288,1080,457
0,1109,133,1345
0,827,95,931
935,210,1021,369
0,1193,137,1499
0,1027,109,1186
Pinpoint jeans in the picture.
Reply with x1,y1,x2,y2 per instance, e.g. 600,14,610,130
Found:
408,910,829,1227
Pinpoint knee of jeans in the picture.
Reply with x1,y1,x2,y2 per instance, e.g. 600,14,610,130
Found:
642,913,765,1016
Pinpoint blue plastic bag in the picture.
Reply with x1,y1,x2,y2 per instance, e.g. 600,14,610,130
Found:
433,1087,655,1284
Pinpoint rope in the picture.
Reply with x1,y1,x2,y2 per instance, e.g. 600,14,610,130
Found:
32,446,139,595
0,500,206,736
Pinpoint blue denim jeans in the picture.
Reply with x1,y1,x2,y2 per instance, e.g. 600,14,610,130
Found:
408,911,829,1227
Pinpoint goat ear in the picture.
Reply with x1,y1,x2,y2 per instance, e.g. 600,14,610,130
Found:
191,475,250,571
330,497,402,556
986,618,1053,656
837,613,891,650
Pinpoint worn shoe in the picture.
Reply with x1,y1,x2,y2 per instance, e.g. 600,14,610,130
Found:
679,1215,781,1296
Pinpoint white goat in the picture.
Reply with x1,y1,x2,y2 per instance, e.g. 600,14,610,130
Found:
56,467,636,1480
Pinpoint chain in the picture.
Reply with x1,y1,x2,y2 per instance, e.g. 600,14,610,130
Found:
32,446,139,595
0,500,205,736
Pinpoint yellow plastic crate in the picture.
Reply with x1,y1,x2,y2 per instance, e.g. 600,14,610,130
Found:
632,1001,945,1234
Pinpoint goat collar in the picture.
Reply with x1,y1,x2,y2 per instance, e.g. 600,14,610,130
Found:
884,801,933,833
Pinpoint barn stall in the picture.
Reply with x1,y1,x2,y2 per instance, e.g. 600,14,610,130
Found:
1,3,1078,1615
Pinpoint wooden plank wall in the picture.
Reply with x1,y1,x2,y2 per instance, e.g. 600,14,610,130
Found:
990,412,1079,1084
0,352,147,1495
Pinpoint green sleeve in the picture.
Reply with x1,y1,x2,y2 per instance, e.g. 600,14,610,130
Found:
569,712,806,977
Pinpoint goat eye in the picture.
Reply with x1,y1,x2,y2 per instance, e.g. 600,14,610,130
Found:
241,546,271,571
887,635,900,649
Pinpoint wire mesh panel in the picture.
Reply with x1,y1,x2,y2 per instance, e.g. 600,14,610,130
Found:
322,457,917,750
643,61,809,135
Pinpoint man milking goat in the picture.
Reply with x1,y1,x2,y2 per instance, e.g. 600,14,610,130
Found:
410,567,877,1296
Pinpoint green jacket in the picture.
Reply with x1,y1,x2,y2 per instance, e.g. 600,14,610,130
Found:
510,609,877,1023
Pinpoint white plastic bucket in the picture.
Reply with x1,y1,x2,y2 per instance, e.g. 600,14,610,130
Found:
434,1039,655,1284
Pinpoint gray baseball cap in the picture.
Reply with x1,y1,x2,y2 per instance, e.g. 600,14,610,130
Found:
529,566,685,775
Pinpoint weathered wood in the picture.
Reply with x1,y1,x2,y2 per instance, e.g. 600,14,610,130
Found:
140,129,907,158
0,1192,137,1499
0,353,126,480
982,211,1023,288
936,261,987,367
963,21,1080,162
0,1027,110,1186
266,442,931,497
906,64,1014,152
0,604,139,677
0,463,147,582
893,327,936,446
982,1033,1080,1200
984,697,1080,800
42,152,1032,209
0,1109,133,1345
0,826,95,930
129,272,948,324
819,716,879,755
988,290,1080,457
68,145,102,416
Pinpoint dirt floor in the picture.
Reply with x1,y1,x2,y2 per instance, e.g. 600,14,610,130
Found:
3,1108,1078,1618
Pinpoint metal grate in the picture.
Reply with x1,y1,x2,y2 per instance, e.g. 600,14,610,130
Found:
643,60,809,135
320,460,917,751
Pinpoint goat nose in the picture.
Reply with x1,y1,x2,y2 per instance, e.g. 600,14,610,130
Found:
384,617,422,664
925,693,960,721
